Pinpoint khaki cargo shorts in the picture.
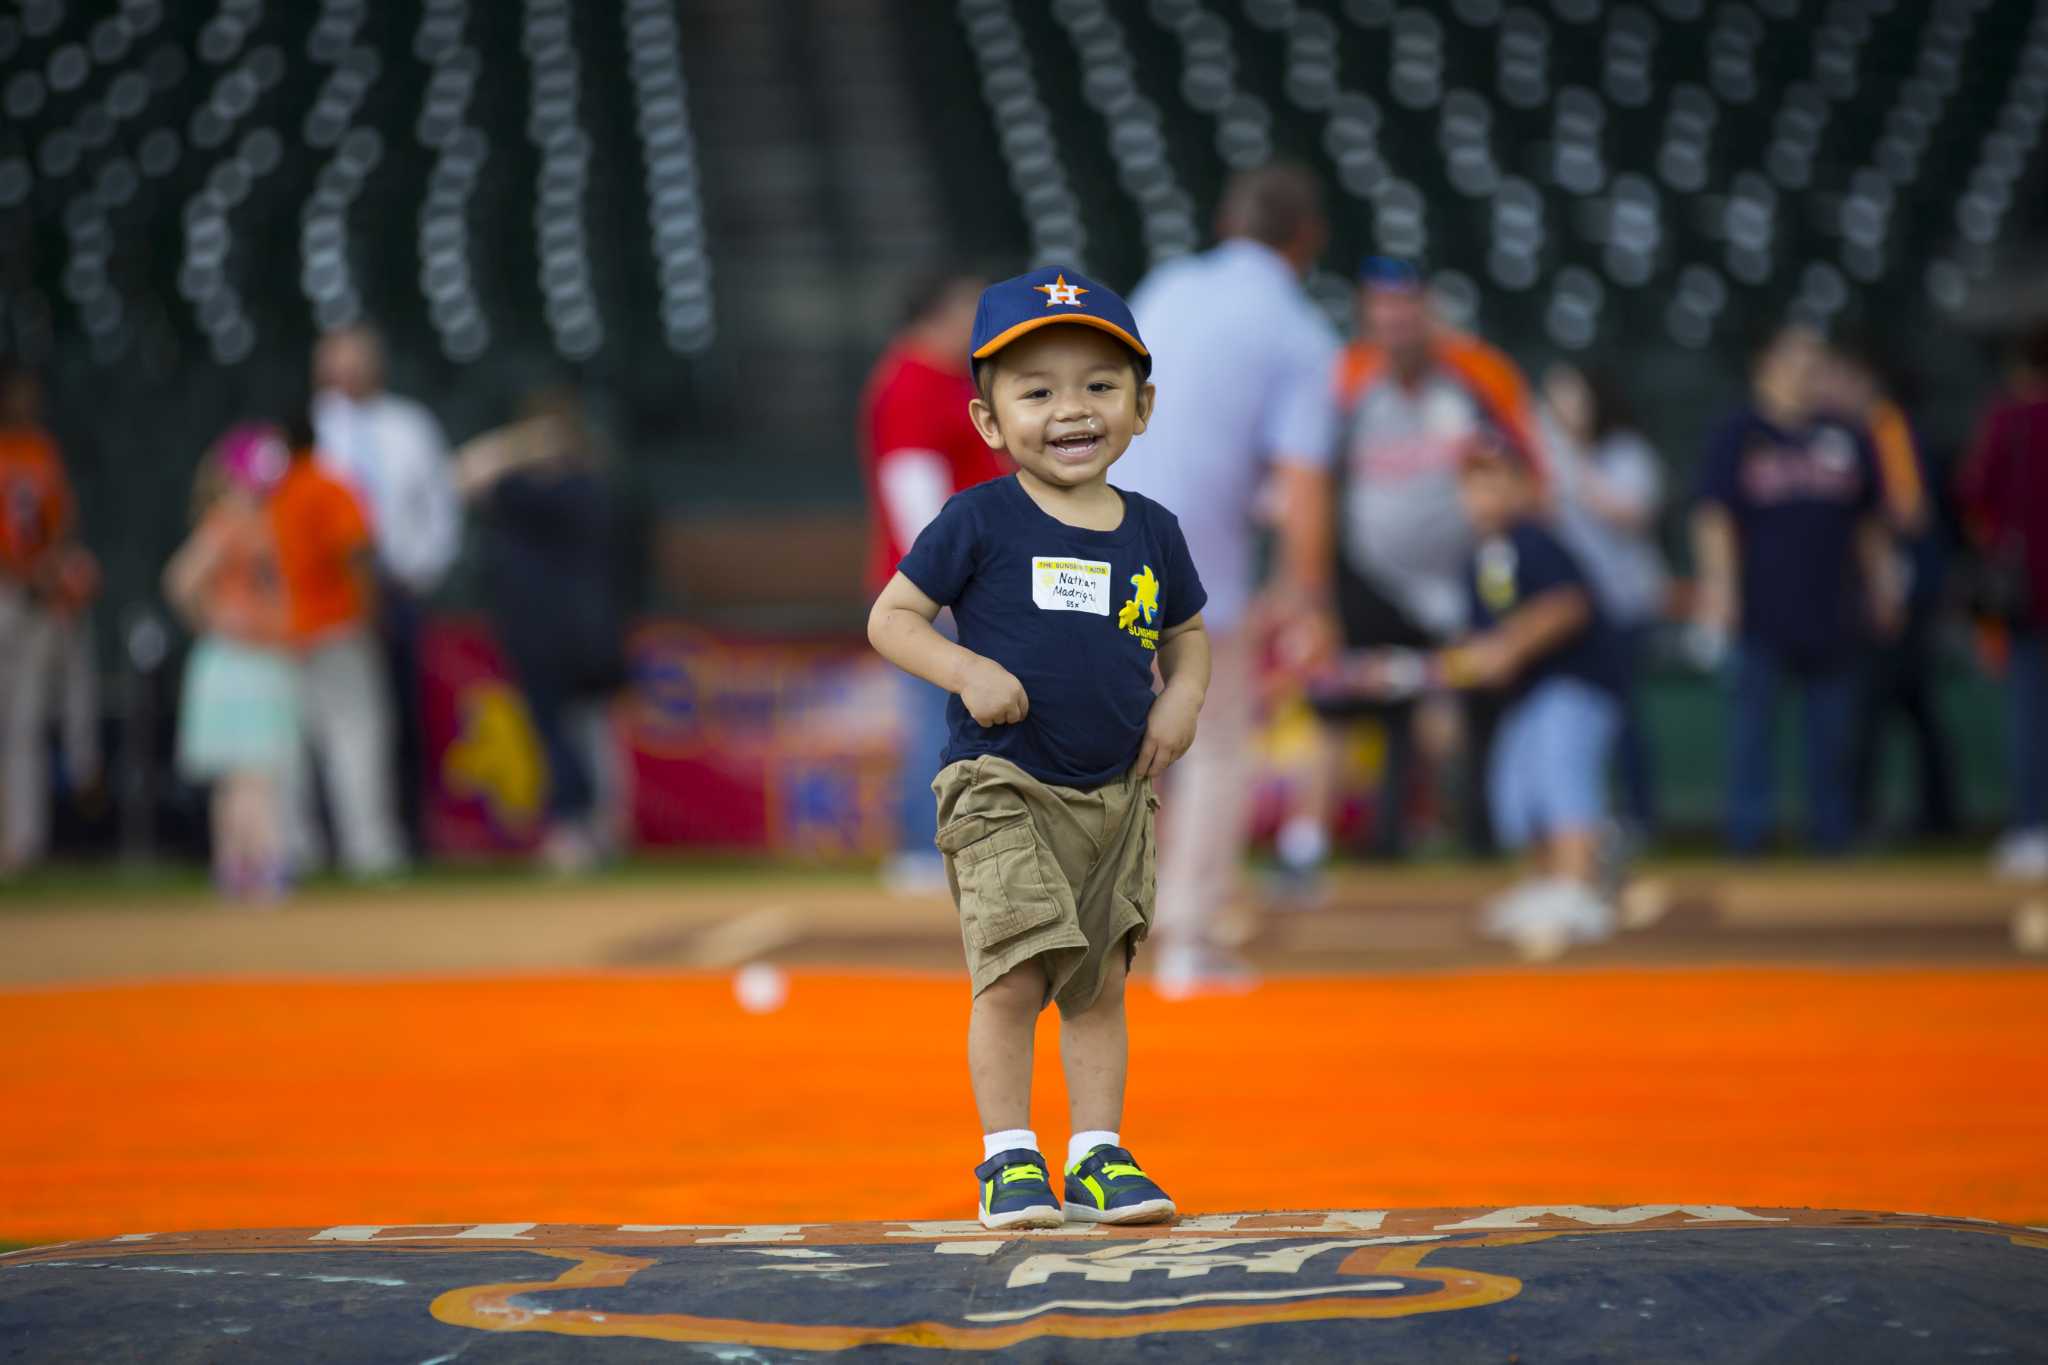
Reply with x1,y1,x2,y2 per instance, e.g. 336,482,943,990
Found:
932,754,1158,1017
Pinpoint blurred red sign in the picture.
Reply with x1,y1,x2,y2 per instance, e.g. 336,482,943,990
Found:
420,618,899,858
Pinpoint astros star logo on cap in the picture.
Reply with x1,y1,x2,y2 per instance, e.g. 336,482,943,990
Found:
970,266,1150,375
1035,273,1088,307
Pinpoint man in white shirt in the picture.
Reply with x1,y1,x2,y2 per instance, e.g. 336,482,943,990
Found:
1115,165,1342,994
311,325,461,865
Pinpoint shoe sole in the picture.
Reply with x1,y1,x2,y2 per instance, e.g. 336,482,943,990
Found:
980,1203,1063,1231
1062,1198,1176,1225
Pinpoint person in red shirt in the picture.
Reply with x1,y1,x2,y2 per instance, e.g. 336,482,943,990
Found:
1959,326,2048,878
0,361,75,875
859,270,1005,891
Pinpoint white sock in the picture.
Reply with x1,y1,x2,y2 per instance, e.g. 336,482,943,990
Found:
1277,817,1328,868
1068,1129,1121,1169
983,1128,1039,1163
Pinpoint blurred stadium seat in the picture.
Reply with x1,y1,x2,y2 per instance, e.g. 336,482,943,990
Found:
0,0,2043,616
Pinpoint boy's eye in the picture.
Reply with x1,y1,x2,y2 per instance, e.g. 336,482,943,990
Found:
1020,387,1051,401
1089,381,1117,393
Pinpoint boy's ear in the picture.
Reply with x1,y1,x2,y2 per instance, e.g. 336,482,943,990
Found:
967,395,1006,451
1132,380,1156,436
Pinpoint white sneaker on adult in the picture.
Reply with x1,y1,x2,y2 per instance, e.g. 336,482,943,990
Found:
1152,942,1259,1000
1991,829,2048,882
1477,879,1547,941
1553,881,1618,944
1497,879,1616,961
540,823,599,877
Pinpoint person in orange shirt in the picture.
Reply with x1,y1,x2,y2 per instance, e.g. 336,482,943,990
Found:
1277,260,1541,882
0,360,75,876
268,411,405,879
165,424,300,901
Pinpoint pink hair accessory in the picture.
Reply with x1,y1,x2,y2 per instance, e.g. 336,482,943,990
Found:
218,422,290,495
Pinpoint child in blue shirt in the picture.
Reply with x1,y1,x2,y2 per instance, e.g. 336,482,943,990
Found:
1451,434,1628,955
1331,428,1626,957
868,266,1210,1229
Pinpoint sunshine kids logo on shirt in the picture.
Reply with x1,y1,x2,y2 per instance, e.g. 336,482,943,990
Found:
1476,538,1520,613
1119,564,1162,650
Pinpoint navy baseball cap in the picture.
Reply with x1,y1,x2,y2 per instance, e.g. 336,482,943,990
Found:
1359,255,1424,291
970,265,1151,377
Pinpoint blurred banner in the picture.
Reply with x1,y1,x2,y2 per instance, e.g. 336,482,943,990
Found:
421,618,2014,859
421,619,900,858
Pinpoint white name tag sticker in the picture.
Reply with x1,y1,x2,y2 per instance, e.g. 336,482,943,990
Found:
1031,557,1112,615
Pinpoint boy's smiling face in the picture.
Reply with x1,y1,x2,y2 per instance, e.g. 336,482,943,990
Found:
969,326,1154,490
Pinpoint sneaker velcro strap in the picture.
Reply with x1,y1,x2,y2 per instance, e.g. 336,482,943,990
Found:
976,1148,1052,1182
1070,1145,1144,1182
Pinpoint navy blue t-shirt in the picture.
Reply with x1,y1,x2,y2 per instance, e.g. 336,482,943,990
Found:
1695,409,1879,665
897,476,1207,789
1465,519,1624,699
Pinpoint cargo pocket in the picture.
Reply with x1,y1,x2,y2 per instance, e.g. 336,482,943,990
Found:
936,811,1064,951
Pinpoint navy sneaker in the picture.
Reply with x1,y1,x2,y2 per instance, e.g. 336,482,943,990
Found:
1063,1145,1176,1224
974,1148,1063,1230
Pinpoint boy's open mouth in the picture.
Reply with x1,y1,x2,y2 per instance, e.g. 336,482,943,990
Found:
1049,432,1101,463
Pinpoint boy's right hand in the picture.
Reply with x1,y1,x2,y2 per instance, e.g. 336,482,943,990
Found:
959,656,1029,727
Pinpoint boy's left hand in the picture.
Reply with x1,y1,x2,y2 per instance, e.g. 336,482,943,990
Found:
1136,682,1202,778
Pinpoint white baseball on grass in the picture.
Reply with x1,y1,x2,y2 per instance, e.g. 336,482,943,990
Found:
2013,902,2048,956
734,961,789,1012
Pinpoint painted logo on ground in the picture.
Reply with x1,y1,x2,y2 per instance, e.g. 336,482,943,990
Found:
8,1207,2045,1355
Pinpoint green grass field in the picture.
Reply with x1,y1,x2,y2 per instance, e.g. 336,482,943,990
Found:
0,839,2005,910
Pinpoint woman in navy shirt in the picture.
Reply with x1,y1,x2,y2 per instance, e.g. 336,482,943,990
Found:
1691,324,1899,854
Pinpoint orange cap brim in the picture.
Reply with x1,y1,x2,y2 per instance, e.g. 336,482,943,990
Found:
971,313,1149,363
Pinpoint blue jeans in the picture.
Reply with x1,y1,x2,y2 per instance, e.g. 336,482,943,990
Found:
501,637,593,824
2010,631,2047,831
1488,677,1620,850
1726,640,1857,855
897,669,953,859
1613,624,1658,833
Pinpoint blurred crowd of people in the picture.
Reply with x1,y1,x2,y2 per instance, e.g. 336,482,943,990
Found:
0,329,623,898
4,166,2044,922
858,165,2048,980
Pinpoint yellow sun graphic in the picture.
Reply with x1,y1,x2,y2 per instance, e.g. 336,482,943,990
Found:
1119,564,1160,631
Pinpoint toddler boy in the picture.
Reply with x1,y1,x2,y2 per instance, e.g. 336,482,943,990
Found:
868,266,1210,1228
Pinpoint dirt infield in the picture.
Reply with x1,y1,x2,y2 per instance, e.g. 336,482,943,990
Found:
0,859,2039,985
3,968,2044,1249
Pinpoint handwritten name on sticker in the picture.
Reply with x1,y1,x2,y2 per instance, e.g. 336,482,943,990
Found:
1032,557,1112,615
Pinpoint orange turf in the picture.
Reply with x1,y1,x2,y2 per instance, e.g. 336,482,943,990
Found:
3,967,2044,1245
